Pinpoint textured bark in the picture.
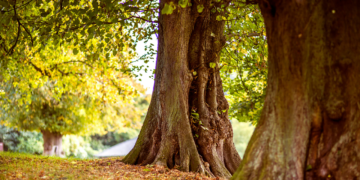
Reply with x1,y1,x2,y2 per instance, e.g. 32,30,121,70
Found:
42,130,63,156
233,0,360,179
122,0,241,178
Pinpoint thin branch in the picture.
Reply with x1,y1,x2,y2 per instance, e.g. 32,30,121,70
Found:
129,16,158,23
224,48,250,93
68,16,158,32
29,61,52,77
8,2,21,55
226,32,262,39
19,20,34,46
60,0,63,11
0,0,33,13
110,79,123,94
54,60,93,68
52,64,85,76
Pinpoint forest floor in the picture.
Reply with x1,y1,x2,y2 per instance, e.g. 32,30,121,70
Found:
0,152,222,180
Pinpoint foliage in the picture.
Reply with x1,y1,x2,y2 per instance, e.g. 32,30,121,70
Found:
0,77,146,136
0,125,134,158
0,0,158,62
0,152,217,179
13,130,44,154
0,125,43,154
220,2,268,123
62,135,98,158
0,0,159,137
0,94,150,158
0,0,268,125
0,37,149,135
0,125,20,151
91,127,139,150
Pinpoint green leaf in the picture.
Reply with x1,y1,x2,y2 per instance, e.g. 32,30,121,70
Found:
73,48,79,55
178,0,188,8
197,5,204,13
161,2,176,15
210,62,216,68
143,168,150,172
191,112,199,120
0,1,10,8
216,15,222,21
193,71,197,76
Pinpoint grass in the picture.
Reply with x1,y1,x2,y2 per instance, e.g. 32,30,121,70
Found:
0,152,220,180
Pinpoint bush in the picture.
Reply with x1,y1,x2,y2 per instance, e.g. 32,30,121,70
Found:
0,125,43,154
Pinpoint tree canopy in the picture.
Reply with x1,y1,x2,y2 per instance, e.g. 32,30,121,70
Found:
0,0,157,135
0,0,268,124
220,1,267,122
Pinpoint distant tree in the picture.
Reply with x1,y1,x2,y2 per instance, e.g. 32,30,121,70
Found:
0,39,146,156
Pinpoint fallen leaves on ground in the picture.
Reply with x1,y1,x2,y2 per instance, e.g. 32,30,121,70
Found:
0,152,223,180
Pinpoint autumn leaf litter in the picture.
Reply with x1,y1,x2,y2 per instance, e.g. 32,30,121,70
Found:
0,152,224,180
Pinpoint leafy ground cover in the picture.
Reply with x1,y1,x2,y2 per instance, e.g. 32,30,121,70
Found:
0,152,221,180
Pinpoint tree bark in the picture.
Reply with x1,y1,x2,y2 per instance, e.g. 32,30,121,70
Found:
42,130,63,157
122,0,241,178
233,0,360,179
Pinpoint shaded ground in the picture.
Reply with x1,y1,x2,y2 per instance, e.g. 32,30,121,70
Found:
0,152,222,180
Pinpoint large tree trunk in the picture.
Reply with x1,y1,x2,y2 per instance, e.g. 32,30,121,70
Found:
42,130,63,157
122,0,241,178
233,0,360,179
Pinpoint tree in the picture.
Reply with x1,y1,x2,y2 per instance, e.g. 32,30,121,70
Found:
0,0,267,178
0,39,146,156
232,0,360,179
1,76,145,156
122,0,243,178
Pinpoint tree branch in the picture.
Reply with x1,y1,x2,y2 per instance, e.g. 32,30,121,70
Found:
54,60,93,68
0,0,33,13
226,32,263,39
8,2,21,55
19,19,34,46
29,61,52,77
67,16,158,32
129,16,158,23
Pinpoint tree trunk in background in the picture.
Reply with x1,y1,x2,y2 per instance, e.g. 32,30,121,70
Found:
122,0,240,178
42,130,63,157
233,0,360,179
